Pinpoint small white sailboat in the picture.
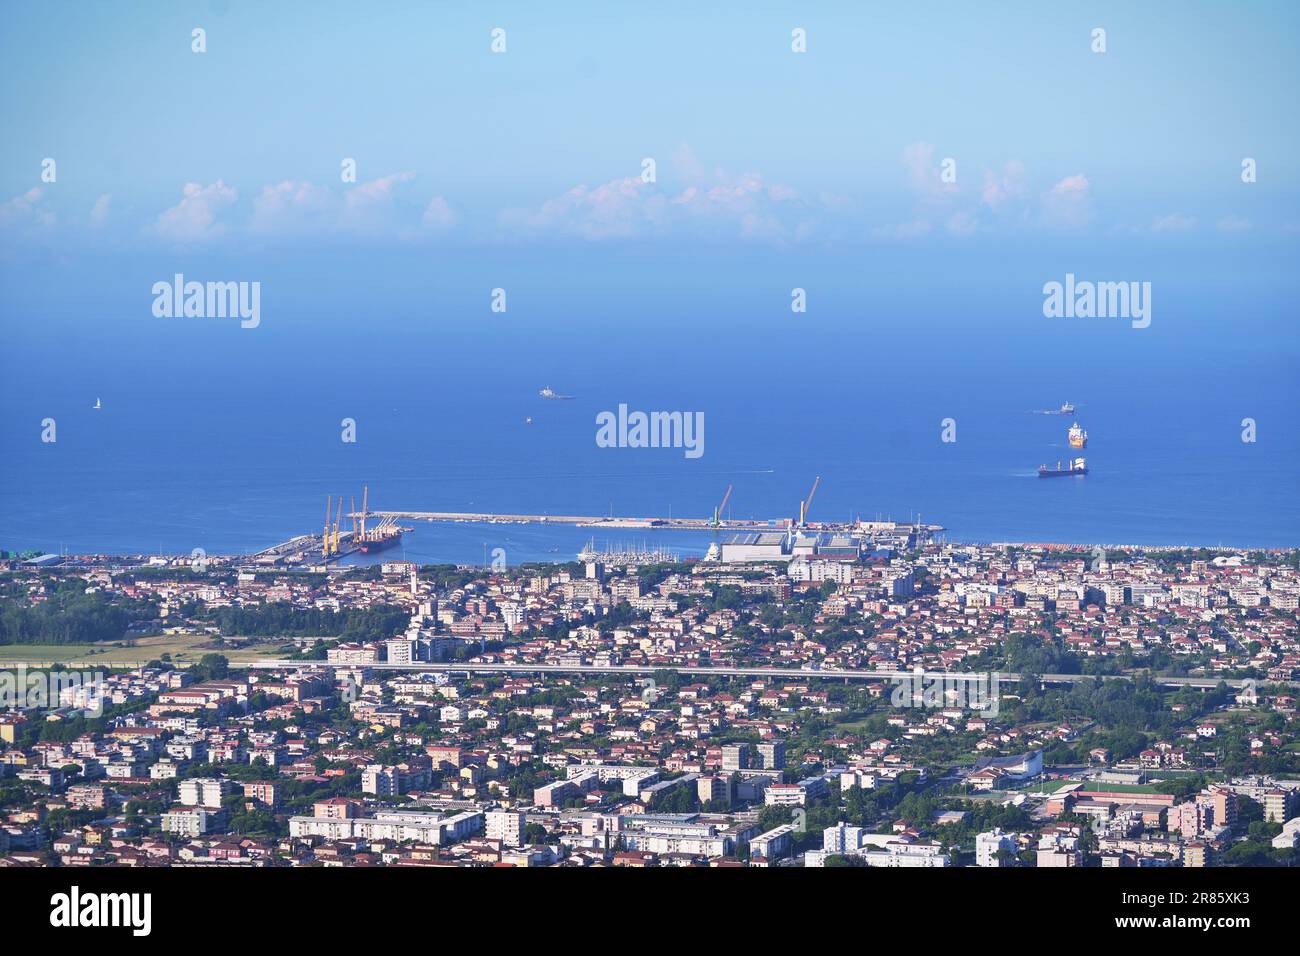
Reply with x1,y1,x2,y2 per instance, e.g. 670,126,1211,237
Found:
93,398,102,410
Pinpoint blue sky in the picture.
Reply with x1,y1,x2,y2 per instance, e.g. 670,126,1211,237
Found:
2,0,1298,251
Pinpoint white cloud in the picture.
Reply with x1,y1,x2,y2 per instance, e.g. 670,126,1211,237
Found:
981,160,1026,210
421,196,458,231
1150,213,1195,234
343,171,414,211
502,177,668,240
1041,174,1091,228
249,174,454,240
340,172,416,235
902,142,957,199
251,180,335,235
0,187,55,232
500,161,812,242
671,172,796,240
153,180,237,242
1216,216,1251,233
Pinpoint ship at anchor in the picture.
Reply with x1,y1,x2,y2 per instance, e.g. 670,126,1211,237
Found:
1039,458,1088,478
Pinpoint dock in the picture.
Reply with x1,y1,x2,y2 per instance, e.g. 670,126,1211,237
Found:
354,510,944,535
247,530,363,567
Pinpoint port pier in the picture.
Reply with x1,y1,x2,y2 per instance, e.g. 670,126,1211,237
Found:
356,509,944,536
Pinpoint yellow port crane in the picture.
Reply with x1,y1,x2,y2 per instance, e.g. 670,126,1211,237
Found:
322,495,332,558
799,475,821,528
331,496,344,554
712,484,733,527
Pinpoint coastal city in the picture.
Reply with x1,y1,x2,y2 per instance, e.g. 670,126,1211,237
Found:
2,0,1296,935
2,525,1297,869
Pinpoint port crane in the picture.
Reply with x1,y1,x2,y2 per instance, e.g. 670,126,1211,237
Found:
711,484,733,527
375,514,400,535
322,495,332,558
353,485,400,544
798,475,821,528
315,485,405,560
331,495,344,554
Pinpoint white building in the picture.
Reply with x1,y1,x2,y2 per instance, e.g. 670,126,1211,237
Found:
720,532,791,563
840,769,878,791
861,840,949,867
362,765,400,797
500,604,526,632
975,829,1017,867
178,777,232,809
622,829,731,858
788,559,854,584
764,784,807,807
1271,817,1300,850
385,639,417,665
326,642,382,664
288,810,482,845
1036,832,1082,868
565,763,660,783
764,776,829,806
622,771,660,796
823,822,864,854
974,750,1043,782
162,808,216,837
486,810,527,847
750,824,795,861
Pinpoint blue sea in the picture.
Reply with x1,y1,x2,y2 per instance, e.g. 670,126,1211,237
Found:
2,242,1297,561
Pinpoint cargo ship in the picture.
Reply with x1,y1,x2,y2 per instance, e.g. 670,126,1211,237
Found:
356,525,403,553
539,386,574,400
1068,422,1088,448
353,487,408,553
1038,401,1075,415
1039,457,1088,477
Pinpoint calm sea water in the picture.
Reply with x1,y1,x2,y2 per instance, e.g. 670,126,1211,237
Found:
2,245,1297,559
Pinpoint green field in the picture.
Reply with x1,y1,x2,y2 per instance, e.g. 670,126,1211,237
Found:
832,715,880,734
1018,779,1170,796
1018,780,1077,794
0,635,290,667
1076,781,1169,794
